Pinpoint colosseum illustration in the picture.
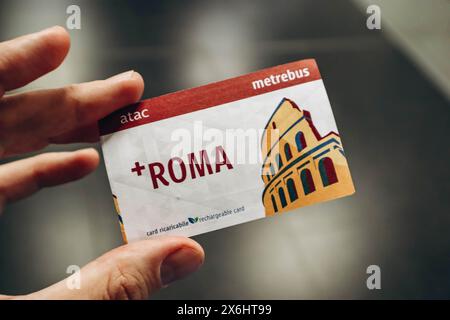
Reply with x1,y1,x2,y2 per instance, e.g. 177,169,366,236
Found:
261,98,354,216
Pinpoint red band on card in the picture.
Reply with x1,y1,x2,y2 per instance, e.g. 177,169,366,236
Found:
99,59,321,136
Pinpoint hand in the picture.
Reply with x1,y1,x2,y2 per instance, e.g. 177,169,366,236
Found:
0,26,204,300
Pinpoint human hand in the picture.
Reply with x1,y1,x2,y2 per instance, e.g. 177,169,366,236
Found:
0,26,204,299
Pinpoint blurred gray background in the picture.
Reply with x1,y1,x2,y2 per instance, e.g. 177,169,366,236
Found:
0,0,449,299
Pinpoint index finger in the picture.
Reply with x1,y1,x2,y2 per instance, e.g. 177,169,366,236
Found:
0,26,70,96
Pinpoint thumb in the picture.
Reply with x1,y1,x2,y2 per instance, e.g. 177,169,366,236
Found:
22,236,204,300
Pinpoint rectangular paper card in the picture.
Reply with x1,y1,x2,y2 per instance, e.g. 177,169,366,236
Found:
100,59,355,243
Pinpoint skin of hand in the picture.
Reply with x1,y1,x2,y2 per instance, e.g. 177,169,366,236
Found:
0,26,204,300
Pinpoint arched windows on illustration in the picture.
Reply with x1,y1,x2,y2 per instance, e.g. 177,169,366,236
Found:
319,157,338,187
286,178,298,202
284,143,292,161
271,195,278,213
272,122,276,129
295,131,306,151
300,169,315,195
278,187,287,208
270,163,275,177
275,153,283,170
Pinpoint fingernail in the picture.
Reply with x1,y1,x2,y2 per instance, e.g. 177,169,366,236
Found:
40,25,66,35
108,70,135,82
160,248,203,286
77,147,98,156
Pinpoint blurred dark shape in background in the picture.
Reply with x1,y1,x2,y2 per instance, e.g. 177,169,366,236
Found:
0,0,449,299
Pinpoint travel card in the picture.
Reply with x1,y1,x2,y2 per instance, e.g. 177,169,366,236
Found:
99,59,355,242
